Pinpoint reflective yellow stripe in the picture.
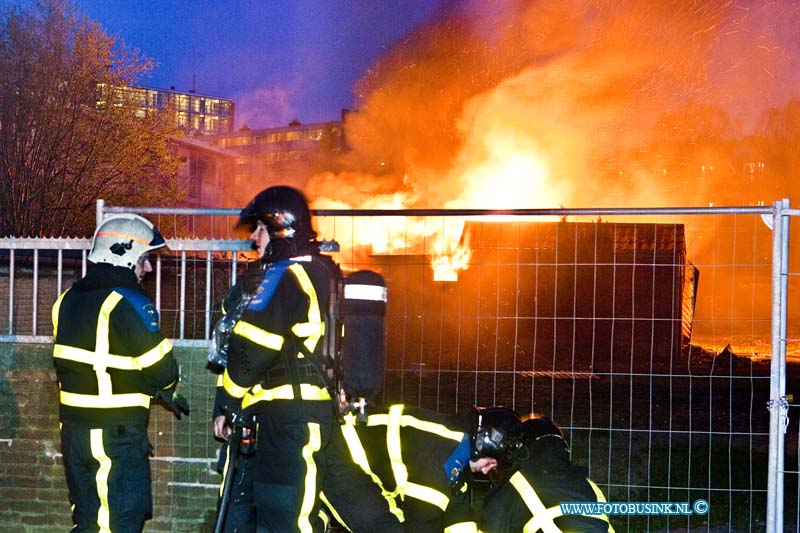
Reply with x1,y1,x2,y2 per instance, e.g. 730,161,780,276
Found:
339,414,405,521
52,289,69,338
291,321,324,338
95,292,122,359
219,439,233,497
57,292,162,410
444,521,479,533
53,292,155,409
405,481,449,511
586,479,614,531
508,474,613,532
366,413,390,426
319,491,353,533
386,405,408,499
233,320,284,350
509,471,562,533
341,414,374,473
95,293,123,397
61,390,151,409
367,403,462,507
241,383,331,409
222,369,251,399
401,416,464,442
512,476,614,533
298,422,321,533
55,344,133,368
90,429,112,533
317,496,333,531
53,338,172,370
136,337,173,367
587,478,608,502
366,407,464,442
216,374,224,387
288,264,322,353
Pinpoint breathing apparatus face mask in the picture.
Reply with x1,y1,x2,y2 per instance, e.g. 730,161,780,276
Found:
471,406,525,464
473,425,508,460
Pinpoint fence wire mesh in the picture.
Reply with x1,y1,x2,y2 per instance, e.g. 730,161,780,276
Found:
1,202,796,531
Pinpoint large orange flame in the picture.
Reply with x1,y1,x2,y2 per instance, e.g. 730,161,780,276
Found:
314,130,563,280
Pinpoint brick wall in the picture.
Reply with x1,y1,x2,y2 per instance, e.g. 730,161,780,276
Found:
0,270,75,337
0,343,220,532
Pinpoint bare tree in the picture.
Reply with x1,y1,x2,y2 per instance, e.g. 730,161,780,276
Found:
0,0,184,237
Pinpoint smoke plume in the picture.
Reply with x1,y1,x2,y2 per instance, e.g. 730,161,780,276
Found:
307,0,800,210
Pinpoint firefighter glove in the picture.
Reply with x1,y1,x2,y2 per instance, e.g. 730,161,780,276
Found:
158,390,191,420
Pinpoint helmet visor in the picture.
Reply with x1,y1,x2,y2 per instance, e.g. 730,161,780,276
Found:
235,203,259,233
149,225,166,249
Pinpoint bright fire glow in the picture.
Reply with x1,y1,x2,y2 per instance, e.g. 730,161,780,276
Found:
427,127,565,279
313,128,566,281
432,233,471,282
446,128,554,211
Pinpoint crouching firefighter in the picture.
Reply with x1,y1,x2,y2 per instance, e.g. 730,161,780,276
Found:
213,185,403,533
321,404,483,533
319,271,479,532
473,408,615,533
52,214,189,533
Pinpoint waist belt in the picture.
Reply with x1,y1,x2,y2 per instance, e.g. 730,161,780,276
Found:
262,362,324,388
242,383,331,409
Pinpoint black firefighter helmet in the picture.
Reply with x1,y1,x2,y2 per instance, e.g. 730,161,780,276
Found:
470,406,524,461
236,186,316,243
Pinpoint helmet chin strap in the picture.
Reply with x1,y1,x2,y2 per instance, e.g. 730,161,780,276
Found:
261,237,299,263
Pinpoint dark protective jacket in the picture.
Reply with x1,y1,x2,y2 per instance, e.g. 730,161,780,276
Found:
52,263,179,426
324,404,479,533
480,436,614,533
218,248,341,412
211,262,265,421
215,247,355,532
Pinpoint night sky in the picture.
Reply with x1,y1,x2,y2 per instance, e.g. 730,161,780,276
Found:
70,0,800,212
75,0,443,128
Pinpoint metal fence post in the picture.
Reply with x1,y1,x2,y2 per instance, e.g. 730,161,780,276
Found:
7,249,14,335
767,198,791,532
96,198,105,226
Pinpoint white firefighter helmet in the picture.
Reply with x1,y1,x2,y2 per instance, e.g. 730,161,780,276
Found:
88,214,166,268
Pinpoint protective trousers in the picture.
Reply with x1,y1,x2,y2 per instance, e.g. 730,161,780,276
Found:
217,439,257,533
60,423,152,533
218,410,403,533
249,401,331,533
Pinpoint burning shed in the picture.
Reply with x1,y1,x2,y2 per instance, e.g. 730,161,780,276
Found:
375,220,695,376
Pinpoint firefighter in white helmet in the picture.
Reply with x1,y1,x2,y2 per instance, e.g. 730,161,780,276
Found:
52,213,189,532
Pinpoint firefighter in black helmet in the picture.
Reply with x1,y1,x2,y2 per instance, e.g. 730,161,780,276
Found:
215,186,402,532
52,214,189,532
473,407,615,533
